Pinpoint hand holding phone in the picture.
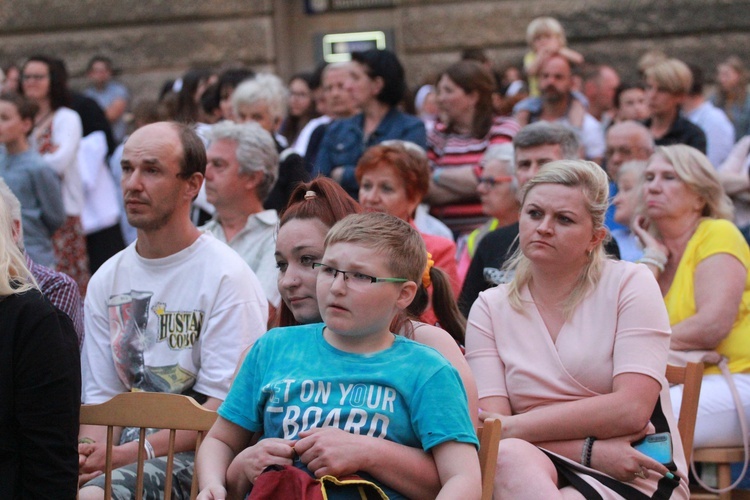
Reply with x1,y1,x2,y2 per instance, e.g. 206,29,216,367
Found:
632,432,673,466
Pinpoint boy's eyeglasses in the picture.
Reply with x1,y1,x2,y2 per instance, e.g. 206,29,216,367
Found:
312,263,409,287
474,166,513,187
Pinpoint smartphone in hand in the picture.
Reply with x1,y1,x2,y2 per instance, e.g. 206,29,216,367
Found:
632,432,673,465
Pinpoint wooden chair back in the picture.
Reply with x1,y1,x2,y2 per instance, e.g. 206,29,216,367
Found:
477,418,502,500
79,392,218,500
665,362,704,463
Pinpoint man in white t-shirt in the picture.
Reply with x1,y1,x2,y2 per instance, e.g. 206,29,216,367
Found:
200,121,281,319
78,121,268,499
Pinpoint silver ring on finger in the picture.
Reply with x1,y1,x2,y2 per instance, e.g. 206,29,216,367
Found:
634,468,647,480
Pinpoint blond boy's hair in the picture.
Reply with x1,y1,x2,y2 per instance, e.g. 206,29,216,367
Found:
526,17,566,46
325,212,426,284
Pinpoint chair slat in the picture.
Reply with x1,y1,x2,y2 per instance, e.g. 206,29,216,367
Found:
190,432,205,500
665,362,703,464
165,429,176,500
104,425,114,500
135,428,146,500
477,418,502,500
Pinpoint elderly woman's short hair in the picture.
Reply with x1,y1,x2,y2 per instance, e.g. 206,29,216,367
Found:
208,120,280,201
616,160,647,182
231,73,288,122
483,143,515,172
355,143,430,202
481,143,517,191
653,145,734,220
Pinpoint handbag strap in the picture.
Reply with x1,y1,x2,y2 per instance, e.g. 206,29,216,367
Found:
650,396,672,436
542,450,681,500
538,395,680,499
690,356,750,493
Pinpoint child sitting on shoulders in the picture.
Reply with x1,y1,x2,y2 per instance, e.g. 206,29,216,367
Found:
518,16,587,128
196,212,480,500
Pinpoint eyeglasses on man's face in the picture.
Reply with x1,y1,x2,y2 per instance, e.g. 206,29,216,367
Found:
474,166,513,187
312,263,409,288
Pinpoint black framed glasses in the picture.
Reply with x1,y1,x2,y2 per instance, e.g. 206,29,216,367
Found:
312,263,409,287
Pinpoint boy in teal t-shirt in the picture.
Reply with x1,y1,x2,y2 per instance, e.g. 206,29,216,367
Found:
196,213,480,499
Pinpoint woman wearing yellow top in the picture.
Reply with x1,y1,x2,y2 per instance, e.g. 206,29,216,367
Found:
633,144,750,448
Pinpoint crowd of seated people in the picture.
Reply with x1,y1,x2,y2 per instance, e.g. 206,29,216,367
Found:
4,13,750,498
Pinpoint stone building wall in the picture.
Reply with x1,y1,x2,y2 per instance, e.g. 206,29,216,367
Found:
1,0,748,103
0,0,276,100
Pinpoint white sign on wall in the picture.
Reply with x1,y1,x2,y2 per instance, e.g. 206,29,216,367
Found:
322,31,387,63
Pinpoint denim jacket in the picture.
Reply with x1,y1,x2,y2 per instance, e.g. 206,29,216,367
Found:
313,108,426,198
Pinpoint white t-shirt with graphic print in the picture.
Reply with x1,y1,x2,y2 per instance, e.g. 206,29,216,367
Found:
82,233,267,404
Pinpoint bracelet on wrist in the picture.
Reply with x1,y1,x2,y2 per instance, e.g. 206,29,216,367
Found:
581,436,596,468
637,257,665,273
642,247,668,267
135,437,156,460
143,437,155,460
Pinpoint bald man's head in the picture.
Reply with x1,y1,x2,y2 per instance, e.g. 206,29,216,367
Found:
605,120,654,178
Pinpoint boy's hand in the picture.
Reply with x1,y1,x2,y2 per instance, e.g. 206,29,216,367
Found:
227,438,295,484
197,484,227,500
295,427,365,478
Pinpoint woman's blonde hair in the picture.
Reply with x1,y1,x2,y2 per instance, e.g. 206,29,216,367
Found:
0,182,36,297
505,160,609,317
644,58,693,95
651,145,734,220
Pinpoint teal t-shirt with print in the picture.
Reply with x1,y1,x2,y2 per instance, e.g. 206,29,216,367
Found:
219,323,478,498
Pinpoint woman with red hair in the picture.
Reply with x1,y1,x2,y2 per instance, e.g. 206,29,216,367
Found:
356,141,463,337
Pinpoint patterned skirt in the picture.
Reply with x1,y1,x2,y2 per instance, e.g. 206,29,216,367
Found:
53,216,90,297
